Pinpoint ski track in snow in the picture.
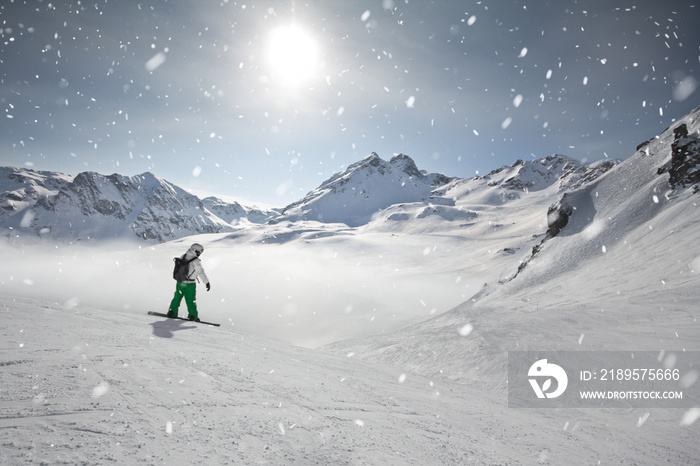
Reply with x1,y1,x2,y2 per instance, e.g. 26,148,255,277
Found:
0,297,698,465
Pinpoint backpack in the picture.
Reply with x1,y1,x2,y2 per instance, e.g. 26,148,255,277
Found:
173,255,196,282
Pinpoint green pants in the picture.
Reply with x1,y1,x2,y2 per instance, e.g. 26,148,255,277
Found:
168,282,198,319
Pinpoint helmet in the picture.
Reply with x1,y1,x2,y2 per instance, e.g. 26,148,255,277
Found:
191,243,204,254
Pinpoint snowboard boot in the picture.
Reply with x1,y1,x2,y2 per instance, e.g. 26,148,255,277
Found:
167,310,176,318
188,315,200,322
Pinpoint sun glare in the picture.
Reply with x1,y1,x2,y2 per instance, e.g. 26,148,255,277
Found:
267,25,319,87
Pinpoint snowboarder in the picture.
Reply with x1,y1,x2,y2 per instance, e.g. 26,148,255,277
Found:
167,243,210,322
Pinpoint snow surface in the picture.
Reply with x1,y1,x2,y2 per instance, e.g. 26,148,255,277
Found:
2,108,700,463
1,297,698,465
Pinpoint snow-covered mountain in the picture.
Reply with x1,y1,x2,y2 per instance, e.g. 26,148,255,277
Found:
0,151,620,242
0,168,241,242
273,152,454,227
470,154,618,193
201,196,280,225
271,152,619,233
346,153,617,239
328,105,700,391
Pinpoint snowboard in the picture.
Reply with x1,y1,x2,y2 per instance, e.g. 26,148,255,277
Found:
148,311,220,327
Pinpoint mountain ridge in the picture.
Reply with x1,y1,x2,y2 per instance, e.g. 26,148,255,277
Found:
0,132,690,242
0,153,624,242
0,169,236,242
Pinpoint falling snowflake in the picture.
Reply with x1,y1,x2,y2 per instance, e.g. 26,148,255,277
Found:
458,323,473,336
680,408,700,426
673,76,698,101
145,52,166,72
91,381,110,398
636,412,650,427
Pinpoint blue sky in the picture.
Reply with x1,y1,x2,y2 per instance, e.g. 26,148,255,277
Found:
1,0,698,206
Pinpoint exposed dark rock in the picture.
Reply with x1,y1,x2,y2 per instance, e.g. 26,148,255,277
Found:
637,138,654,152
546,196,573,238
666,123,700,189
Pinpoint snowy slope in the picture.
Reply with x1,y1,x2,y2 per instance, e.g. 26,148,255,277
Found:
1,297,698,465
328,107,700,395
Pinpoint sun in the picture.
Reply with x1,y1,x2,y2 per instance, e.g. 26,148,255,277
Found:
266,25,319,87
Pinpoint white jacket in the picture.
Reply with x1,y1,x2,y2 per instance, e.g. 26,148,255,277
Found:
181,246,209,285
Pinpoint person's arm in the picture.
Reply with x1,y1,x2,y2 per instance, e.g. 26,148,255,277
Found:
194,259,210,290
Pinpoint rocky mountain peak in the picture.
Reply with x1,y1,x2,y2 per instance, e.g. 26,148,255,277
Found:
275,153,452,227
389,154,423,178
